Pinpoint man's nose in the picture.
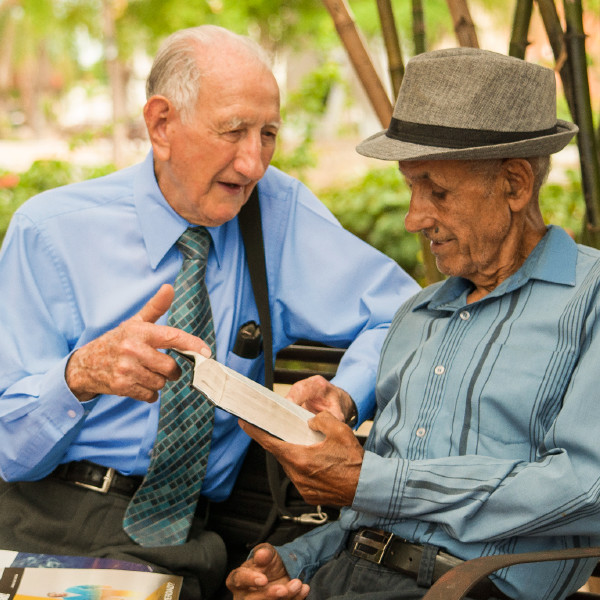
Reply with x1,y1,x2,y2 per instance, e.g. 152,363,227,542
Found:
404,192,435,233
234,134,267,181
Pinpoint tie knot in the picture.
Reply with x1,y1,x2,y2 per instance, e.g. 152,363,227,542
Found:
176,227,211,261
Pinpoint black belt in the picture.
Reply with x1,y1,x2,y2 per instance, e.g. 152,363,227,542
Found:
50,461,143,497
347,528,511,600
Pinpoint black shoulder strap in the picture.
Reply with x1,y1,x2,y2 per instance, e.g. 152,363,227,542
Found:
238,186,295,543
238,186,274,390
238,189,330,544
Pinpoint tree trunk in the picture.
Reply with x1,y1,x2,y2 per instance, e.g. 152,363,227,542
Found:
103,0,128,168
321,0,392,127
509,0,533,58
446,0,479,48
563,0,600,248
412,0,426,55
375,0,404,96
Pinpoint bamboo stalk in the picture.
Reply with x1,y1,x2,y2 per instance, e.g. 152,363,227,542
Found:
410,0,445,283
375,0,404,96
321,0,392,127
378,0,443,284
535,0,576,115
563,0,600,247
509,0,533,58
412,0,426,55
445,0,479,48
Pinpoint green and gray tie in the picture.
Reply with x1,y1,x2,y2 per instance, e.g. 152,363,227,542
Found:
123,226,216,546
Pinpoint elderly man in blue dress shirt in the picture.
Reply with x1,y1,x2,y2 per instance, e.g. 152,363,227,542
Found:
227,48,600,600
0,26,419,599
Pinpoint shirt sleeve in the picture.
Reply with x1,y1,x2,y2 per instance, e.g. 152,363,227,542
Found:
0,213,93,481
276,520,348,582
262,173,420,423
352,307,600,543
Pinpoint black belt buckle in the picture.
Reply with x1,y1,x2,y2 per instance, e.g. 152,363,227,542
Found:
351,528,394,564
74,466,116,494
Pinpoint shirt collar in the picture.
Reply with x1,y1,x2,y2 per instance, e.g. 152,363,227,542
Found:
134,151,227,269
414,225,578,312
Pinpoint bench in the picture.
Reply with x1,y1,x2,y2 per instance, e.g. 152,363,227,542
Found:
422,548,600,599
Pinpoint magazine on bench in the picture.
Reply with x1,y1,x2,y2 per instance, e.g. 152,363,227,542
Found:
175,351,325,446
0,550,182,600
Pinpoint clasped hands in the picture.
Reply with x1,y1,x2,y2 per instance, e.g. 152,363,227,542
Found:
229,375,365,599
226,410,364,600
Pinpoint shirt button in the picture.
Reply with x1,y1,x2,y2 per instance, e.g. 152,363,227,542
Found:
416,427,426,438
67,409,77,419
434,365,445,375
460,310,470,320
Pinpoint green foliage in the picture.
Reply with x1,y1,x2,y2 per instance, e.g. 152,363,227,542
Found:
0,160,115,245
123,0,336,54
539,169,585,238
318,167,422,279
272,60,343,178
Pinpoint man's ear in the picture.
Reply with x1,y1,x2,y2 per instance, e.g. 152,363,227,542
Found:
502,158,535,213
144,96,174,162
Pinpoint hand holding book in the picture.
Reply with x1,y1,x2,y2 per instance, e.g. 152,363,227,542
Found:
175,351,325,446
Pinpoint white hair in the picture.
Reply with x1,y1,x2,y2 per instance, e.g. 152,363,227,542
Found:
146,25,273,123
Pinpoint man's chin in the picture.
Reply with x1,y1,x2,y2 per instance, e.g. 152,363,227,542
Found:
194,205,246,228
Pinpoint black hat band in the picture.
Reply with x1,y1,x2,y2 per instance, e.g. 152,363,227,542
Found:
386,117,560,149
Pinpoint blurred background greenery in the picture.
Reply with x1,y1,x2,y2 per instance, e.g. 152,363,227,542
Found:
0,0,597,284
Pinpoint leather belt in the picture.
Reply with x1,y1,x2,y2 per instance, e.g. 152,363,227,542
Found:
50,460,143,497
347,528,511,600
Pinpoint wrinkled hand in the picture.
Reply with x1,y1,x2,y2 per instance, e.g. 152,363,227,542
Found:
286,375,356,424
240,412,364,506
226,544,309,600
65,284,211,403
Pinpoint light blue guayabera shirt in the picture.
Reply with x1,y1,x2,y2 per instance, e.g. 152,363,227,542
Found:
0,152,419,500
279,226,600,600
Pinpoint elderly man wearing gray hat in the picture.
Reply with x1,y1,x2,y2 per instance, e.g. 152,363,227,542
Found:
226,47,600,600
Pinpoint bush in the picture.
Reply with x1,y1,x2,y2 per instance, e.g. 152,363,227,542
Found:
538,169,584,239
319,166,423,280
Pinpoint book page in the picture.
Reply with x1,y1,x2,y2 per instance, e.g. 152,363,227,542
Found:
176,351,324,446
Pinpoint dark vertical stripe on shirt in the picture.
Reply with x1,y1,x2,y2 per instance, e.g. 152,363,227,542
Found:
459,290,521,455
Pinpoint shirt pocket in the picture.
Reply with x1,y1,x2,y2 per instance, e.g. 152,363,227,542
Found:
225,350,265,384
474,343,575,450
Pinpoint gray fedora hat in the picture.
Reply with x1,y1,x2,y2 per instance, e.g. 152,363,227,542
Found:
356,47,578,161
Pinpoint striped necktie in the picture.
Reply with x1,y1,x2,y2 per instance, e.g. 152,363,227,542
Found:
123,226,216,546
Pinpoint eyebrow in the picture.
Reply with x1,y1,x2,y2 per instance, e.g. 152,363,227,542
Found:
219,117,282,131
400,169,432,182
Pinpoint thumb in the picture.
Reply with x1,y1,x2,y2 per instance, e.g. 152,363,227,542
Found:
308,411,340,435
133,284,175,324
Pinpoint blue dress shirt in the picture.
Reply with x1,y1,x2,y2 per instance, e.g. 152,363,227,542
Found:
0,152,419,501
278,226,600,600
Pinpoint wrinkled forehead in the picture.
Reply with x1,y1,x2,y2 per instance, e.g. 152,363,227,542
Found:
399,159,467,178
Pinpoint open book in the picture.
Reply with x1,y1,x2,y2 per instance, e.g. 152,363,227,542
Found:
176,351,325,446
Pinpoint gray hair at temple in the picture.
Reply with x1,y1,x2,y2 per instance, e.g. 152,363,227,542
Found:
146,25,273,123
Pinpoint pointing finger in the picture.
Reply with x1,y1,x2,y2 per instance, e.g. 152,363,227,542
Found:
133,284,175,324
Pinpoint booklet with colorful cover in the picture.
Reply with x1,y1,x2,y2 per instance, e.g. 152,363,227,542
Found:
0,551,181,600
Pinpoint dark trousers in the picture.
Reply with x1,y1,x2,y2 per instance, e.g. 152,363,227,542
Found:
306,550,499,600
0,478,227,599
